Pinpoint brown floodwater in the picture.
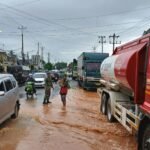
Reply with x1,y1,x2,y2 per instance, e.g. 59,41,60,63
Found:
0,82,137,150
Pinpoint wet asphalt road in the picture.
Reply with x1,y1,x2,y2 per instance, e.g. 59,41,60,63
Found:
0,80,137,150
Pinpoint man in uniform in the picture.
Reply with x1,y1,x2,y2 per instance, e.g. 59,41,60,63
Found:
43,72,53,104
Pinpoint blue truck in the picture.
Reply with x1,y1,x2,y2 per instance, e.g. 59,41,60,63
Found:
77,52,109,89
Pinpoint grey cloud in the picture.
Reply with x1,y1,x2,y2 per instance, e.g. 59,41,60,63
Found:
0,0,150,62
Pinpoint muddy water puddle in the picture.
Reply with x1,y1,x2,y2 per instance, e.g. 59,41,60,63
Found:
0,84,137,150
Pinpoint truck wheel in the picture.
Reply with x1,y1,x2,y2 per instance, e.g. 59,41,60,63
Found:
101,93,107,115
142,124,150,150
107,98,115,122
11,102,19,119
26,93,29,99
78,80,82,87
82,82,87,90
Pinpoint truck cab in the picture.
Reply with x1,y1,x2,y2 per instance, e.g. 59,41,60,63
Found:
77,52,109,89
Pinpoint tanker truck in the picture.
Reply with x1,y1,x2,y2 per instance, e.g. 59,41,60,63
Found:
97,34,150,150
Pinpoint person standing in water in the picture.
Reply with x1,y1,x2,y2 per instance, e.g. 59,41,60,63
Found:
59,75,70,107
43,72,53,104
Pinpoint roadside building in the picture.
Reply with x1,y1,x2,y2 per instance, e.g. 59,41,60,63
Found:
0,49,7,72
7,53,18,66
31,55,40,69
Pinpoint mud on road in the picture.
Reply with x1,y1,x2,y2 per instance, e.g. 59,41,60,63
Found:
0,81,137,150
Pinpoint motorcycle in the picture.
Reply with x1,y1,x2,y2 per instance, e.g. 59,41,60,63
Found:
25,81,34,99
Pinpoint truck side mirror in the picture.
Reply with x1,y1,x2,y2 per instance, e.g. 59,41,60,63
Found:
82,66,84,70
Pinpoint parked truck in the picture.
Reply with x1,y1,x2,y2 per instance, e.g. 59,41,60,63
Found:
7,65,28,85
72,59,78,80
77,52,109,89
97,34,150,150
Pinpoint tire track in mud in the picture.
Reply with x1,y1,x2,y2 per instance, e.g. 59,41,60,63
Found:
34,114,130,137
33,115,135,150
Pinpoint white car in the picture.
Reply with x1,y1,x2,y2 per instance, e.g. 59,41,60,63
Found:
33,72,47,87
0,74,20,124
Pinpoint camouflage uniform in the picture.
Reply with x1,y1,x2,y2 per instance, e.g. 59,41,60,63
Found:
43,76,53,104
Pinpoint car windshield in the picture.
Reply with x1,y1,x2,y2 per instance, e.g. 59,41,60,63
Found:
86,63,100,72
33,74,46,78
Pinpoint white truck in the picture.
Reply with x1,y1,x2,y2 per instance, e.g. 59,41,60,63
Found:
97,34,150,150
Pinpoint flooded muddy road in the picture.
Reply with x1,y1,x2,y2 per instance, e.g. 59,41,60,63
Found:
0,81,137,150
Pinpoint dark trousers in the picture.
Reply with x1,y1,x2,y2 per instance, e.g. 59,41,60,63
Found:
60,94,66,106
43,88,51,103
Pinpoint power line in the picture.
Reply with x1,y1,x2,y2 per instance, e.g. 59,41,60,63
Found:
0,1,150,39
0,2,149,39
15,0,41,7
0,2,98,36
53,5,150,21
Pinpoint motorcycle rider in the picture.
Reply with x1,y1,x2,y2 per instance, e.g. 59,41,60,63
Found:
25,74,36,94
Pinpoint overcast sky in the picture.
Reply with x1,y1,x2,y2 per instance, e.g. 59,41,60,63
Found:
0,0,150,63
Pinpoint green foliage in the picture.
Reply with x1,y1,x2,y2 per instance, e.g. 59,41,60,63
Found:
55,62,67,70
143,28,150,35
68,62,73,69
30,64,34,71
0,65,4,73
41,60,46,65
44,62,53,70
9,50,14,56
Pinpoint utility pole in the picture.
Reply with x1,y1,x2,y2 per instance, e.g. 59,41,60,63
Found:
18,25,27,65
48,52,50,63
27,52,29,65
2,44,5,51
98,36,106,53
41,46,44,63
109,33,121,53
37,42,39,55
37,42,40,68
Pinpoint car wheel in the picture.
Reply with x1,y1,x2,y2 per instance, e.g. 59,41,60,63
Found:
11,102,19,119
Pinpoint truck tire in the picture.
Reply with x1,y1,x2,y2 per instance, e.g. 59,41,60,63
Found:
107,98,115,122
82,81,87,90
78,80,82,87
101,93,107,115
142,124,150,150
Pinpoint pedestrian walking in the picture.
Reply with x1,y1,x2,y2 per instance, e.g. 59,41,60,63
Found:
43,72,53,104
59,75,70,107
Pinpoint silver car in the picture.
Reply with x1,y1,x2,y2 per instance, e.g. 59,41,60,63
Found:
33,72,47,87
0,74,20,124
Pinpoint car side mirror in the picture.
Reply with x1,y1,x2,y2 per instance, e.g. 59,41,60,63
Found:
0,91,5,96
